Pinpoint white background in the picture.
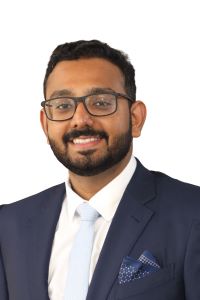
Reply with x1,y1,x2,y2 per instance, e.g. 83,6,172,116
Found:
0,0,199,204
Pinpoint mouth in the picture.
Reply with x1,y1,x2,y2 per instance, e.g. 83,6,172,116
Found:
72,136,100,144
70,135,103,148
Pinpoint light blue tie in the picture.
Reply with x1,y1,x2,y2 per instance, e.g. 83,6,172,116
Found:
64,203,99,300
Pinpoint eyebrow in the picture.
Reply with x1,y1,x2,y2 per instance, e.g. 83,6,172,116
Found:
49,89,73,99
48,87,116,99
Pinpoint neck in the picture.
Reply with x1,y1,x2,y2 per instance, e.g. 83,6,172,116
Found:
68,150,132,200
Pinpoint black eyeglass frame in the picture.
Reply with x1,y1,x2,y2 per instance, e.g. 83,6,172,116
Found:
41,92,135,121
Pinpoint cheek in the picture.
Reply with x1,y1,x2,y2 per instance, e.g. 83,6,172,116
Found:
107,112,131,136
47,123,68,141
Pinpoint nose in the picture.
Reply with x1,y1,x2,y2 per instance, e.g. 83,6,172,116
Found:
70,103,94,128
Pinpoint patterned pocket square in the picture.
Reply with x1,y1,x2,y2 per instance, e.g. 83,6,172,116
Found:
118,250,160,284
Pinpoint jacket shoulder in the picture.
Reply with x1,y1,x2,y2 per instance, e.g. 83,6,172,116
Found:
0,183,65,218
152,170,200,193
151,170,200,211
135,158,200,199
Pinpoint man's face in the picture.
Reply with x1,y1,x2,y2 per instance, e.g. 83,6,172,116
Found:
41,58,137,176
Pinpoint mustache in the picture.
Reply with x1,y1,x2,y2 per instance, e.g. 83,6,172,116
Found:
63,128,108,143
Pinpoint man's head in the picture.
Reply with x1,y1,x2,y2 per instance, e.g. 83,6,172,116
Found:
43,40,136,100
41,40,146,177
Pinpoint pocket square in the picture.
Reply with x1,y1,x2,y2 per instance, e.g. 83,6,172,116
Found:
118,250,160,285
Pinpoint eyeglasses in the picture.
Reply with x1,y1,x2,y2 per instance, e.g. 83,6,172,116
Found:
41,92,134,121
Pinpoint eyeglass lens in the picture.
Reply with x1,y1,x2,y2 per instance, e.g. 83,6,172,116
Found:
45,94,117,120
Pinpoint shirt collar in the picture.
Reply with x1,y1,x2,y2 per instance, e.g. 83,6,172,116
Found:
65,155,137,222
65,183,86,222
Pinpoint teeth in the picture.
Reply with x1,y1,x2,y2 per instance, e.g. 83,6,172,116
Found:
73,137,100,144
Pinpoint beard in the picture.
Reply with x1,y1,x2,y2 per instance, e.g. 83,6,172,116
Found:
48,124,133,176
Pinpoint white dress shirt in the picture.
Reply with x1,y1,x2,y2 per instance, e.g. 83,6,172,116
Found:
48,156,137,300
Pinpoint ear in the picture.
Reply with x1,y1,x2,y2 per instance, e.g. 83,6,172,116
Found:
130,101,147,137
40,109,50,144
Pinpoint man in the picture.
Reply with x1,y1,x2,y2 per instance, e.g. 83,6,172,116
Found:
0,40,200,300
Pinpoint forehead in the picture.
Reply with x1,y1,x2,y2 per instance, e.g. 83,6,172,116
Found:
46,58,125,99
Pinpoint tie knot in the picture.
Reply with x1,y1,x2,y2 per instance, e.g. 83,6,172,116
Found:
77,203,99,221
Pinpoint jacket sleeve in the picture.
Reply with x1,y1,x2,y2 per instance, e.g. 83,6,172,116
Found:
0,205,9,299
184,219,200,299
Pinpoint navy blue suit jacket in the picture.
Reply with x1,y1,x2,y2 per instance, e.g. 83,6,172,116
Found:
1,159,200,300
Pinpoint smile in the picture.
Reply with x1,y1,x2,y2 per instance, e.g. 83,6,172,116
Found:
72,136,101,145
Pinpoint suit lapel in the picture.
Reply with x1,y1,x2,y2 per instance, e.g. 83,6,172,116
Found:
25,183,65,300
87,160,156,300
21,160,156,300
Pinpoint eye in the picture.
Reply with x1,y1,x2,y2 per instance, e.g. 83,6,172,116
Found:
50,98,75,111
56,103,73,110
89,95,114,109
94,100,112,107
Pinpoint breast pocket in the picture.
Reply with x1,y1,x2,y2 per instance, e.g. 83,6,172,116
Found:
115,264,175,299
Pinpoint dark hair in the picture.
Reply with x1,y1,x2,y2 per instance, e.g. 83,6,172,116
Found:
43,40,136,100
